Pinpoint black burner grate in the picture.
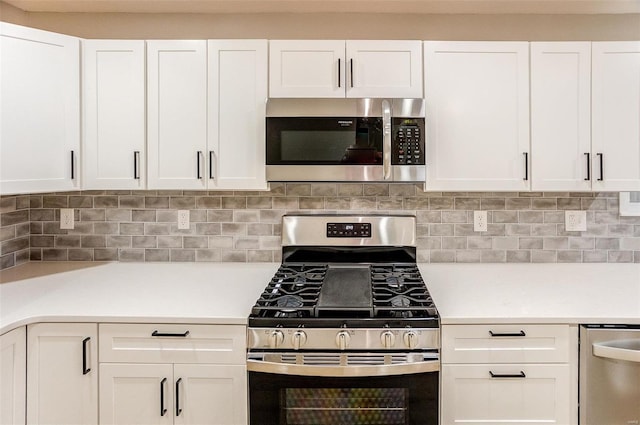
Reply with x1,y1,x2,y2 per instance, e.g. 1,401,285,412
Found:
251,263,437,322
251,265,327,318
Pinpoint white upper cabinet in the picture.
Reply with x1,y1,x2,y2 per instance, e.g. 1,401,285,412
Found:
82,40,146,189
592,41,640,191
269,40,422,98
531,42,592,191
0,23,80,195
147,40,208,190
346,40,423,98
208,39,269,190
424,41,530,191
269,40,345,98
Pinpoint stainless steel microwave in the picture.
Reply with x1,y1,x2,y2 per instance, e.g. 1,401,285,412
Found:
266,98,425,182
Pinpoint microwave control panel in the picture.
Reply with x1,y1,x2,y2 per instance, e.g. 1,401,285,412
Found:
392,118,425,165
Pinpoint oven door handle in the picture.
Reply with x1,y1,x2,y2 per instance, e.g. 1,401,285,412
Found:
247,359,439,377
593,340,640,363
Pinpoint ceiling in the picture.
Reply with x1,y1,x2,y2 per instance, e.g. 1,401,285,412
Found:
4,0,640,14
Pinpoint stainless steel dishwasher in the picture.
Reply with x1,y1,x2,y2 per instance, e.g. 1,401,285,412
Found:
580,324,640,424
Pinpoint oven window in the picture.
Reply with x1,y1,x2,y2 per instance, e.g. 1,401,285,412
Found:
249,371,437,425
282,388,408,425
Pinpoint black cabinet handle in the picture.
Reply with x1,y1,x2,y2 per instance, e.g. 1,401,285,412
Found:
196,151,203,179
160,378,168,416
489,330,526,337
597,153,604,181
584,152,590,181
134,151,141,180
151,330,190,337
523,152,528,181
82,337,91,375
175,378,183,416
70,150,75,180
350,59,354,87
209,151,215,180
490,371,526,379
338,58,341,88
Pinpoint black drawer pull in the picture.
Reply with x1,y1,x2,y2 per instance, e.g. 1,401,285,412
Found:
597,152,604,181
82,337,91,375
160,377,167,416
490,371,526,379
584,152,590,181
489,330,526,337
152,330,190,337
175,378,183,416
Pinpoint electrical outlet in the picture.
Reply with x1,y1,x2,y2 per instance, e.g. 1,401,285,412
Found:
473,210,488,232
60,208,74,230
177,210,190,230
565,210,587,231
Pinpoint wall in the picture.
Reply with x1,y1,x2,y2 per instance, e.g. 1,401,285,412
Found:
0,6,638,41
2,186,640,270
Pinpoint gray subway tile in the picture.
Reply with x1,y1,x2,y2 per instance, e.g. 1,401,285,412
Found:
170,197,196,209
287,184,312,196
506,250,531,263
519,211,544,223
69,196,93,208
337,184,363,196
608,250,634,263
81,209,106,221
221,250,247,262
94,196,119,208
429,197,454,210
145,223,171,235
519,237,543,249
543,237,568,250
532,250,557,263
145,197,170,209
299,197,325,209
171,249,196,262
532,198,557,210
68,249,93,261
43,196,68,208
456,250,482,263
442,211,468,224
222,197,247,209
196,249,221,262
454,198,480,210
583,251,608,263
481,250,506,262
118,249,144,262
1,210,29,226
595,238,620,250
248,250,274,262
481,198,505,210
430,250,455,263
107,236,132,248
82,235,106,248
119,196,145,208
184,236,208,249
145,249,170,262
42,249,68,261
55,235,81,248
2,237,30,254
132,236,157,248
247,197,273,209
311,184,337,196
558,250,582,263
363,184,388,196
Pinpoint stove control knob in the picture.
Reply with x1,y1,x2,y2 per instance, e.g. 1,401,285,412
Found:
292,330,307,350
336,331,351,350
403,331,419,349
269,330,285,349
381,331,396,348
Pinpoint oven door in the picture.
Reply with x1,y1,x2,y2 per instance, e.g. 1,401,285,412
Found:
247,354,439,425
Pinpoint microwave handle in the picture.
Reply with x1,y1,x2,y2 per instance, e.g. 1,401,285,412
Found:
382,99,392,180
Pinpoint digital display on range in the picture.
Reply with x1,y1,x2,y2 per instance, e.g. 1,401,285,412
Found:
326,223,371,238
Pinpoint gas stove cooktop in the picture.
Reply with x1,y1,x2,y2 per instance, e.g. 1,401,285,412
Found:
249,262,438,328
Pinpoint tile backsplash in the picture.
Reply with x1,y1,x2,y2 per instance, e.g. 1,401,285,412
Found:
2,184,640,270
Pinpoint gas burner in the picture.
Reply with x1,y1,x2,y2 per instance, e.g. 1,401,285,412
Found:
389,295,411,308
276,295,304,311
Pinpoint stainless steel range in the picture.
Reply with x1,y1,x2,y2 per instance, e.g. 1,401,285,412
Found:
247,215,439,425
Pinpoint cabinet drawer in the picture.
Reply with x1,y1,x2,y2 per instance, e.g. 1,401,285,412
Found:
99,324,246,364
441,363,571,425
442,324,571,364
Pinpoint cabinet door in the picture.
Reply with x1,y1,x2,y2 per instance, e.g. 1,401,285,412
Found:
1,327,26,425
424,41,530,191
147,40,208,190
346,40,422,98
269,40,345,98
26,323,97,425
208,40,269,190
531,42,591,191
592,41,640,191
82,40,146,189
174,364,247,425
0,23,80,195
441,364,571,425
99,363,173,425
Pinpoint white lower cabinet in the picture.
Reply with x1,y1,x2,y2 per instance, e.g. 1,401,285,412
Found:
98,323,248,425
26,323,98,425
440,324,577,425
442,364,570,424
1,327,26,425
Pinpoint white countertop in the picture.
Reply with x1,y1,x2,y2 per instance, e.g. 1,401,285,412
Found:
0,262,279,334
420,263,640,325
1,262,639,334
